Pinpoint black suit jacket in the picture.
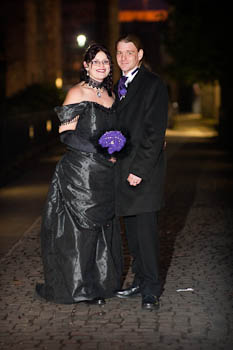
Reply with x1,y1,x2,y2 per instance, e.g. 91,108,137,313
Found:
114,65,168,216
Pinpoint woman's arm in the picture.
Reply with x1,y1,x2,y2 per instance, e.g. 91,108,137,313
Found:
58,116,79,133
58,84,84,133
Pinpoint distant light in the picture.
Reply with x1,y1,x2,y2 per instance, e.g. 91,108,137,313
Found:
119,10,168,22
29,125,34,139
55,77,63,89
172,102,179,109
77,34,86,47
46,120,52,132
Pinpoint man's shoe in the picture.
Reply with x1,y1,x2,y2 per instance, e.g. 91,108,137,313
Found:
115,286,140,298
141,295,159,311
85,297,106,305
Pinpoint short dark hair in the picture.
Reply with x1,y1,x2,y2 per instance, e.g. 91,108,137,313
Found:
80,42,113,95
115,34,144,52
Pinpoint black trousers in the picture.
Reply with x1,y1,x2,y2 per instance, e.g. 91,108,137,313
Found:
124,212,161,296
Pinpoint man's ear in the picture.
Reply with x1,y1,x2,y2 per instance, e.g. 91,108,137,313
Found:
138,49,144,62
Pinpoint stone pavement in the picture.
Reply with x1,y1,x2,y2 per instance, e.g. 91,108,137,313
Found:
0,115,233,350
0,142,65,258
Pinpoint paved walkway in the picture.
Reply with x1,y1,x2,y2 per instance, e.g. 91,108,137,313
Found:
0,115,233,349
0,143,64,258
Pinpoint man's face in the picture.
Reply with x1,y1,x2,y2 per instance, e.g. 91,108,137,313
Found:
116,41,143,75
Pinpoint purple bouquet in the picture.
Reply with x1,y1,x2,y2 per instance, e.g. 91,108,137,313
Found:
98,130,126,155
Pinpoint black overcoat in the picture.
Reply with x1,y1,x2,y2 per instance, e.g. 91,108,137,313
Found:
115,65,168,216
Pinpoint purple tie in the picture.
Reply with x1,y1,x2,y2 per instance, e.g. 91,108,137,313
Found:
118,76,128,99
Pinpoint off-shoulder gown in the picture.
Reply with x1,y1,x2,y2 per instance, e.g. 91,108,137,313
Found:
36,101,123,304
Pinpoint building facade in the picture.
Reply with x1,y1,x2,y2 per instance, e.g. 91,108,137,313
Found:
0,0,62,98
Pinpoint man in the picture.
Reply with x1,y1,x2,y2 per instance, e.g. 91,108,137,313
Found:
114,35,168,311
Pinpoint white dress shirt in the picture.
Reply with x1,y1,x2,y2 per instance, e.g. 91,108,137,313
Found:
123,66,140,87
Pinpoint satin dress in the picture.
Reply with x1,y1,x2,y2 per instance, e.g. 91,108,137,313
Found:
36,101,123,304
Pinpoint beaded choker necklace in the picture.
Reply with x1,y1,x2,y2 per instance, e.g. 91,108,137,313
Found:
87,78,104,98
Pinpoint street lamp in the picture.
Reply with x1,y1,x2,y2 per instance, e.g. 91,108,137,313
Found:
77,34,87,47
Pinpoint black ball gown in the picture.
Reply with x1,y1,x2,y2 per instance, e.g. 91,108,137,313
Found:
36,101,123,304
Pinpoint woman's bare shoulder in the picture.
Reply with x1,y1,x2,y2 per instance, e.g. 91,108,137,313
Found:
63,82,86,105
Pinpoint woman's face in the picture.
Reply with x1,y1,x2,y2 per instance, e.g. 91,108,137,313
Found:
85,51,110,82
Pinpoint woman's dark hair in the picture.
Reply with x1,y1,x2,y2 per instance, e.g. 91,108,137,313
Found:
80,43,113,96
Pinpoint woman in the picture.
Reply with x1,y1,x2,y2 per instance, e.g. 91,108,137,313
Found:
35,43,123,305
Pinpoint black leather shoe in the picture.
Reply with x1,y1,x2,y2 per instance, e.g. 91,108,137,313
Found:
114,286,140,298
85,297,106,305
141,295,159,311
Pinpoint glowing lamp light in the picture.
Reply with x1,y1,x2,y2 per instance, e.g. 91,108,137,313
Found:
55,77,63,89
118,0,169,23
46,120,52,132
29,125,34,139
119,10,168,22
77,34,86,47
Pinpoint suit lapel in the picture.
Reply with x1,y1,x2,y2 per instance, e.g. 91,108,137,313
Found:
117,66,146,112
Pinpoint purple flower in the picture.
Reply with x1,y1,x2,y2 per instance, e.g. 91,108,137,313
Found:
98,131,126,154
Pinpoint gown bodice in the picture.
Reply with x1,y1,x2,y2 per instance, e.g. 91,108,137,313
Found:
54,101,116,154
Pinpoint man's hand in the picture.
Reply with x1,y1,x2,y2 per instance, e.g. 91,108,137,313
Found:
127,173,142,186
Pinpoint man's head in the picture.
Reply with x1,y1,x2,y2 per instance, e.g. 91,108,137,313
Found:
116,35,144,75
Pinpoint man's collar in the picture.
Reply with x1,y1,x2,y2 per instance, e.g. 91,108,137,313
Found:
123,66,140,78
